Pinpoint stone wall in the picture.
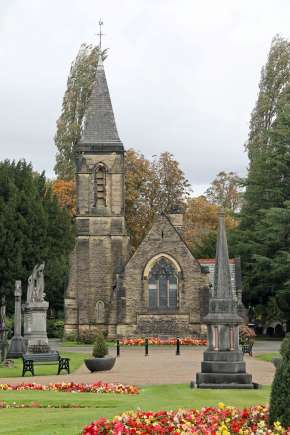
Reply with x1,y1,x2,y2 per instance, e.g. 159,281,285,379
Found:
120,215,209,337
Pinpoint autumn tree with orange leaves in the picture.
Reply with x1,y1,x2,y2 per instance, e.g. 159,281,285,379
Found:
183,196,238,257
125,149,191,248
51,180,76,216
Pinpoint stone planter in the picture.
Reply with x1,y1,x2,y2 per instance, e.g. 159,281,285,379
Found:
84,356,116,372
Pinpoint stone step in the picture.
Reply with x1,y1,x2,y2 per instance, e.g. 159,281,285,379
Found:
201,361,246,373
196,383,254,389
196,372,253,385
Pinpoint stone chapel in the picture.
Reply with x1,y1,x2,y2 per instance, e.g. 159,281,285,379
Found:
64,53,238,339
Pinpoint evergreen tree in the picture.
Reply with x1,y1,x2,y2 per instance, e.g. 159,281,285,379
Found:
0,160,75,313
269,334,290,427
242,35,290,223
237,78,290,322
54,45,106,179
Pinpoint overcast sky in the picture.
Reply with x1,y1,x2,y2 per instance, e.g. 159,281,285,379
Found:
1,0,290,195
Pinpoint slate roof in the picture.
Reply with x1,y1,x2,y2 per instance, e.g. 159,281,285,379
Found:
78,54,123,152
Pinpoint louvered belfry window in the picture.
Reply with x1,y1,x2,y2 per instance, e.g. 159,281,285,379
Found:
94,164,106,207
148,257,178,310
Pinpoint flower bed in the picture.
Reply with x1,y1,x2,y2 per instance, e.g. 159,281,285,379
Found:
0,382,139,395
119,337,207,346
0,401,90,409
83,405,289,434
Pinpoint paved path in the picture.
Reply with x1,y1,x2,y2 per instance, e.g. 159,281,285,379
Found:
0,347,275,387
52,339,282,354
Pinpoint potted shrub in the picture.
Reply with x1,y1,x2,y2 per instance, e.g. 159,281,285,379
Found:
84,331,116,372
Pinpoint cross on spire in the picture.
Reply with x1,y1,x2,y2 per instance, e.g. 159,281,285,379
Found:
97,19,104,49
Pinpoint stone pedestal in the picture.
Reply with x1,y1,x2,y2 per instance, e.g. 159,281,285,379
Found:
7,336,26,358
7,281,26,358
196,349,254,389
23,301,49,349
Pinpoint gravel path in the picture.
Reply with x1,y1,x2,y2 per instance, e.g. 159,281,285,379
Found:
0,347,275,387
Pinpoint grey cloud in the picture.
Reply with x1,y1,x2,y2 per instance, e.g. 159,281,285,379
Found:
0,0,289,191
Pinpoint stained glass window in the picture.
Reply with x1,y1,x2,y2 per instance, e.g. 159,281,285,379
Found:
147,257,178,309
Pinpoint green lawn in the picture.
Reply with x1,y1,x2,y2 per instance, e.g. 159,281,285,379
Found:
60,340,116,347
0,384,271,434
255,352,280,362
0,352,89,378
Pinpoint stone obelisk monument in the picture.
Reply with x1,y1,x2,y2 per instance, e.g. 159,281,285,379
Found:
196,210,254,388
7,281,26,358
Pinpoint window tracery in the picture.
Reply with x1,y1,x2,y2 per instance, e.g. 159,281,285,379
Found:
147,257,178,310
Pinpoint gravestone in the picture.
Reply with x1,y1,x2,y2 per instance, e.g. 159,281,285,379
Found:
7,281,26,358
195,210,255,389
0,296,9,362
23,263,50,352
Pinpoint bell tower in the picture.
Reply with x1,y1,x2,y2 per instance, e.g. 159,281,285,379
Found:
64,52,129,339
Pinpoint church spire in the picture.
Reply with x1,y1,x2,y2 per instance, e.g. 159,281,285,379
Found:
78,46,123,153
213,209,232,298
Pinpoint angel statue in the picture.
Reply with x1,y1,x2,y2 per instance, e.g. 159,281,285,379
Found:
35,263,46,302
27,263,46,303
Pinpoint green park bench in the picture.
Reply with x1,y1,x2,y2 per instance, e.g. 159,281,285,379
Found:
241,342,253,356
22,351,70,377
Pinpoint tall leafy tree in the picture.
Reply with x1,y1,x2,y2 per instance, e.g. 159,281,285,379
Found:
125,149,191,248
247,35,290,156
51,179,76,216
0,160,75,314
54,44,106,179
237,77,290,324
242,35,290,222
205,171,243,213
183,196,238,257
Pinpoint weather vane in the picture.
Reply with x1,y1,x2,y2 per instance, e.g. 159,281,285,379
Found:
97,19,104,49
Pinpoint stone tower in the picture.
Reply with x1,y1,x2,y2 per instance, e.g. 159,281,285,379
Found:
64,53,129,339
196,210,254,388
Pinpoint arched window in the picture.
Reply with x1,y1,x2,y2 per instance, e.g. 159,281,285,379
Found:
94,164,106,207
147,257,178,310
96,300,105,323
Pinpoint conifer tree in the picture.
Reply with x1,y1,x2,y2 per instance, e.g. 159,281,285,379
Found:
242,35,290,223
237,77,290,320
269,334,290,427
0,160,75,313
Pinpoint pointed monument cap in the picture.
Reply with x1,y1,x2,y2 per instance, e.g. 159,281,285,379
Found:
213,208,232,298
78,49,123,153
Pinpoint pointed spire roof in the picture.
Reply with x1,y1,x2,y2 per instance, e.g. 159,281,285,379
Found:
78,51,123,153
213,209,232,298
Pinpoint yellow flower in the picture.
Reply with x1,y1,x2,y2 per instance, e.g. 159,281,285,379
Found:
217,424,230,435
274,421,283,432
257,420,265,428
218,402,225,409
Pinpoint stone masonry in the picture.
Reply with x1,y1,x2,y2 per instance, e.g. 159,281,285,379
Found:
64,51,224,339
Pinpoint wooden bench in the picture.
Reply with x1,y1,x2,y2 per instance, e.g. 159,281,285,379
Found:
22,351,70,377
242,343,253,356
